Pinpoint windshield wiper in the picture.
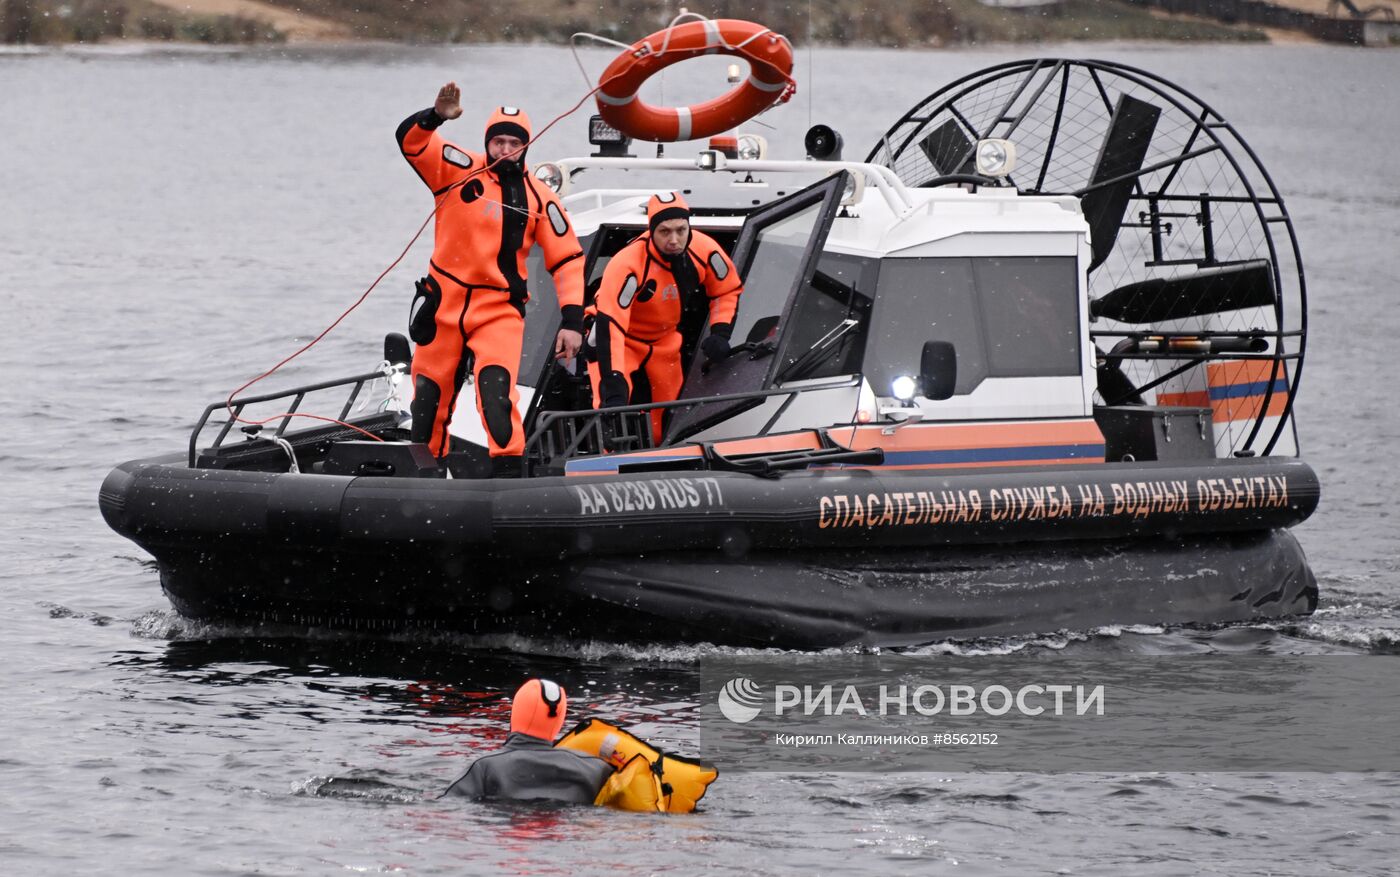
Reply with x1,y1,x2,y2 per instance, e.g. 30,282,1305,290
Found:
777,318,862,382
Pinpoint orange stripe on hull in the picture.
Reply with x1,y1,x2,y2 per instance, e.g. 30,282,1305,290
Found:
569,419,1107,474
1213,391,1289,423
1157,390,1211,408
1207,359,1283,385
1157,360,1290,423
837,419,1105,453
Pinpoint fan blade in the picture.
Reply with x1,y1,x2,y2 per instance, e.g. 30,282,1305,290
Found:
1096,340,1144,405
1082,94,1161,272
1091,260,1276,324
918,119,976,176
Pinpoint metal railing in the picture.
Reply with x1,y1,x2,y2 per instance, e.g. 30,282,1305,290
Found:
524,376,861,476
186,364,862,475
554,156,916,216
188,366,399,468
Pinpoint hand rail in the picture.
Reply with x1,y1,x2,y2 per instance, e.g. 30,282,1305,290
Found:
524,376,861,476
188,368,394,468
552,156,917,216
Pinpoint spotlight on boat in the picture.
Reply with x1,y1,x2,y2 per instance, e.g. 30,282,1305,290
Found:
696,149,728,171
736,133,768,161
533,162,568,195
891,374,919,403
974,138,1017,178
804,124,844,161
826,168,865,207
726,62,742,84
589,114,633,158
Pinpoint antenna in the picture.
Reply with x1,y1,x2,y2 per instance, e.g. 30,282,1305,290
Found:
807,0,814,131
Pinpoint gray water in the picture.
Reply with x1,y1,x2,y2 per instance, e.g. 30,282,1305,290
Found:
2,40,1399,875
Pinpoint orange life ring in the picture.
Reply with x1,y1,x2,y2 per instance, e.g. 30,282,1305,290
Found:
595,19,794,143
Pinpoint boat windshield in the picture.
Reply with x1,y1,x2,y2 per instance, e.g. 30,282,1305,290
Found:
862,256,1082,395
728,200,825,347
773,251,878,382
519,247,563,388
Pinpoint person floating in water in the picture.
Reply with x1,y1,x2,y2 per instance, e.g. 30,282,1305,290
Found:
396,83,587,476
443,678,611,804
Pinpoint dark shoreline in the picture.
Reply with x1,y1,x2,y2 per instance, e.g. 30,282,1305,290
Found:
2,0,1268,47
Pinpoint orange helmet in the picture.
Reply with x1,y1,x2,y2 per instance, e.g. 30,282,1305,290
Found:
647,191,691,232
484,105,532,162
509,678,567,740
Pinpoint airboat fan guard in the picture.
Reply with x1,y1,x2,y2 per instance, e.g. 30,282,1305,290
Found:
868,59,1306,458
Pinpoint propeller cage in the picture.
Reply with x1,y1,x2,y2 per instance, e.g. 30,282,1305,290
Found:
868,59,1307,458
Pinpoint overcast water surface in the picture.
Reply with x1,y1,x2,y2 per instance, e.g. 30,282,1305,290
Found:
1,40,1398,875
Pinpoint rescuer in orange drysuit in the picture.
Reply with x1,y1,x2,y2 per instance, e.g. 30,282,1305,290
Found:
397,82,586,476
589,192,743,442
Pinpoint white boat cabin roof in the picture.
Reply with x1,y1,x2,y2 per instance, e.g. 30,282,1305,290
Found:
553,157,1091,258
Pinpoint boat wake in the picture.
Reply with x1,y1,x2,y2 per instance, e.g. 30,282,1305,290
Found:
124,604,1398,660
1256,598,1400,654
127,608,851,662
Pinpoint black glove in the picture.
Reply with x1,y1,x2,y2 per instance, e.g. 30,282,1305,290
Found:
701,332,732,363
599,372,629,409
576,313,596,365
560,304,585,335
408,275,442,345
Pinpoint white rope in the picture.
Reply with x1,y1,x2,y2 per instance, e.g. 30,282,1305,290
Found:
481,197,543,219
568,31,634,88
355,360,394,415
655,11,794,57
568,11,795,97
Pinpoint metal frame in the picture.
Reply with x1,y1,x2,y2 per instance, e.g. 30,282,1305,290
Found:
866,58,1307,457
669,171,851,416
555,157,915,216
188,368,393,468
524,376,861,476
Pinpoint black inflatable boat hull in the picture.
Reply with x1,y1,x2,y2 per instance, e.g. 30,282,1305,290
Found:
100,455,1320,647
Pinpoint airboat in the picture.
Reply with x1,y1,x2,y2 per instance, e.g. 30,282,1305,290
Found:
101,58,1318,648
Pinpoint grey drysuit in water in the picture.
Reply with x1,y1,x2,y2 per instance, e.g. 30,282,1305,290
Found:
444,732,613,804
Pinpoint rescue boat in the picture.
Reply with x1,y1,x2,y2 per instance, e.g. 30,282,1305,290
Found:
100,58,1320,648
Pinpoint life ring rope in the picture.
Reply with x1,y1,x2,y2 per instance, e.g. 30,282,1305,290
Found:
226,49,645,434
648,12,792,65
569,12,794,89
227,14,794,436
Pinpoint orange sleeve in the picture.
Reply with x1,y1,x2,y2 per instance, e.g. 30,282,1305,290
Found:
694,232,743,331
396,108,472,195
533,186,587,329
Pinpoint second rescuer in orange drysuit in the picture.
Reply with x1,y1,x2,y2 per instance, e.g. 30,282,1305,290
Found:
397,82,586,473
590,193,743,441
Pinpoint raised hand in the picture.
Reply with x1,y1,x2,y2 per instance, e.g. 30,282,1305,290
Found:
434,82,463,120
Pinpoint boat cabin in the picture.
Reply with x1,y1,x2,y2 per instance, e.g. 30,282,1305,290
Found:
503,156,1106,476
